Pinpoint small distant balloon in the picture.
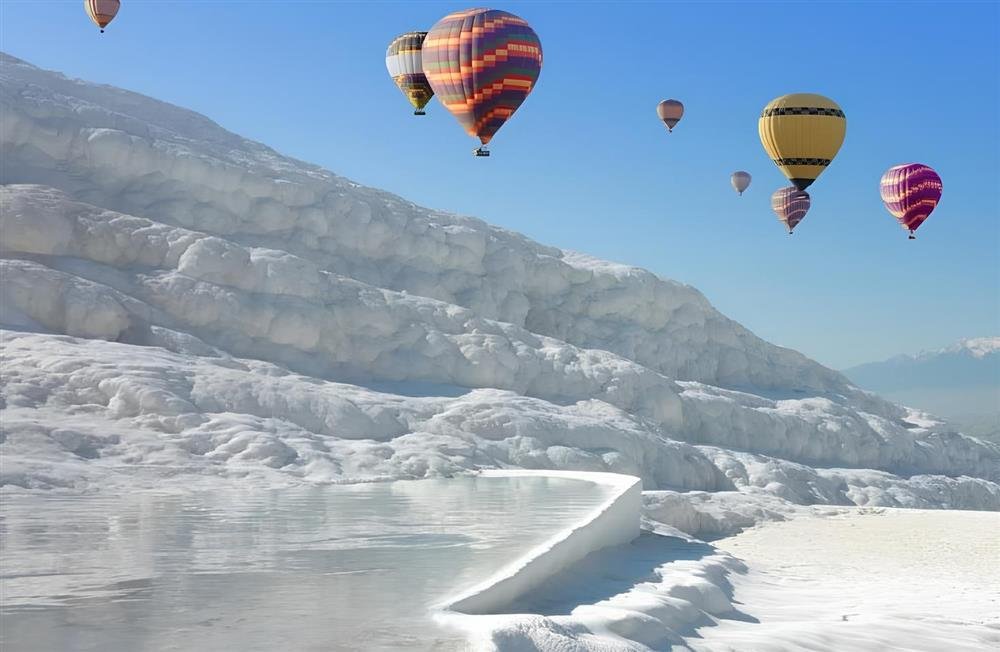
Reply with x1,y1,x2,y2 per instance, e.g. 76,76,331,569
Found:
880,163,942,239
386,32,434,115
731,171,752,196
656,100,684,132
771,186,811,234
84,0,119,33
759,93,846,191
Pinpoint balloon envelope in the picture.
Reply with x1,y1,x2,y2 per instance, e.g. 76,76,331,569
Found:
731,171,751,195
759,93,845,191
880,163,942,236
771,186,811,233
657,100,684,132
421,8,543,146
84,0,119,31
386,32,434,114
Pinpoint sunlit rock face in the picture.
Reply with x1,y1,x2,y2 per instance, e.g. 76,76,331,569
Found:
2,52,997,515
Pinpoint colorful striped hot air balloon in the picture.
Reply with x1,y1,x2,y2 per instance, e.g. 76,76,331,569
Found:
759,93,846,191
657,100,684,133
386,32,434,116
731,171,752,196
421,8,543,156
771,186,811,234
84,0,120,33
880,163,942,239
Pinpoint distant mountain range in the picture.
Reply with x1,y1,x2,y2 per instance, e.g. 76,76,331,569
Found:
843,338,1000,441
845,337,1000,391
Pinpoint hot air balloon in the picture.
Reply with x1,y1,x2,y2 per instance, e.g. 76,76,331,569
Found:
84,0,119,33
657,100,684,132
421,8,543,156
880,163,942,239
759,93,846,191
771,186,811,234
386,32,434,116
731,171,752,196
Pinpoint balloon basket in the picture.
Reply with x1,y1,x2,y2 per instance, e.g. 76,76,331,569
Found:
908,234,916,240
474,147,490,157
414,110,426,116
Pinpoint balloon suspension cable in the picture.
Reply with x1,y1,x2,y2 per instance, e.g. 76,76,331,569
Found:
474,146,490,157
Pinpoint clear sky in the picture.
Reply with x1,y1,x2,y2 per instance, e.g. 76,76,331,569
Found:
2,1,997,369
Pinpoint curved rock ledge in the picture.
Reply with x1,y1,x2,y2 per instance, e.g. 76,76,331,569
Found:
437,470,642,615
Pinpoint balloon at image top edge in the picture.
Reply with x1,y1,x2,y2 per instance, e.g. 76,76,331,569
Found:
657,100,684,131
771,186,811,233
880,163,942,235
386,31,435,114
84,0,119,30
758,93,846,191
421,8,543,146
731,171,751,195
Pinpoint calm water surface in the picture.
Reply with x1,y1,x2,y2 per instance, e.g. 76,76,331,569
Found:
0,476,612,651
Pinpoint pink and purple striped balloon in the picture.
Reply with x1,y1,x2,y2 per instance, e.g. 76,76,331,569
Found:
771,186,811,234
880,163,942,239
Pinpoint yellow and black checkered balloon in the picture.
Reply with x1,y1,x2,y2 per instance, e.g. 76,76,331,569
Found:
758,93,846,191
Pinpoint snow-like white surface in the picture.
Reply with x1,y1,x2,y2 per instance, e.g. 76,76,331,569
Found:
955,337,1000,359
445,526,746,651
439,470,641,615
1,51,997,509
914,336,1000,360
465,508,1000,651
0,52,884,395
692,508,1000,651
1,52,999,651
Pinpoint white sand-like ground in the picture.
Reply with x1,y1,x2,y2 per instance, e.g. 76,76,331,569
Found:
693,508,1000,651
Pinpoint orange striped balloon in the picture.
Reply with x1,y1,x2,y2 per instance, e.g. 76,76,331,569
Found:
84,0,120,33
421,8,542,154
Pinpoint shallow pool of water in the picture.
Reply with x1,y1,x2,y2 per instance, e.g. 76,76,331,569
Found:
1,475,612,651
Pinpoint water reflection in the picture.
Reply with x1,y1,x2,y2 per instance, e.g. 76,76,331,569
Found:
1,476,611,651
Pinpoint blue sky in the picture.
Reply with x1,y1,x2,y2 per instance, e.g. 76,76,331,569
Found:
2,1,997,369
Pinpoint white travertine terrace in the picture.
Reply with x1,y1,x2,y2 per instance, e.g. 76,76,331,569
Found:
1,52,997,520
